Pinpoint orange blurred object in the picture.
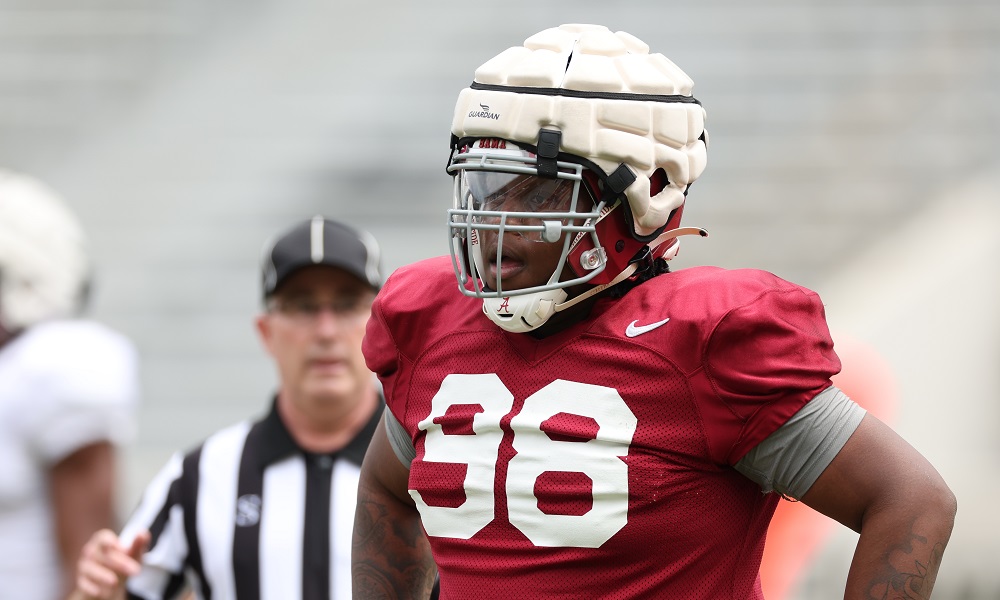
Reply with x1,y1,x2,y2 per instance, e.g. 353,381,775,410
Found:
759,333,899,599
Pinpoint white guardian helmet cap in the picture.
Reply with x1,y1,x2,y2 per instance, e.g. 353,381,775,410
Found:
447,24,709,333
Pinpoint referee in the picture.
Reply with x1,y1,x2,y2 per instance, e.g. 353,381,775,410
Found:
72,217,401,600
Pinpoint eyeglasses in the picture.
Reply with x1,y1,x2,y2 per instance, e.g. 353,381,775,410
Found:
267,295,372,322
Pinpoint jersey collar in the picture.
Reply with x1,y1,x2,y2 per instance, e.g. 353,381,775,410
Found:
255,394,384,468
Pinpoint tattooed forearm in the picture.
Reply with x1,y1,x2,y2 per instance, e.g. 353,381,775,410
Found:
866,535,946,600
353,495,436,599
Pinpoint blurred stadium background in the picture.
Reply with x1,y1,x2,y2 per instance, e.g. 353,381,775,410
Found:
1,0,997,597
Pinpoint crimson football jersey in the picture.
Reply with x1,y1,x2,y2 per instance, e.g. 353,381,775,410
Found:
363,256,840,600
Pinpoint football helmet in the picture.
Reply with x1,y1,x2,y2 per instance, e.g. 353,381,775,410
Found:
0,169,91,331
447,24,709,333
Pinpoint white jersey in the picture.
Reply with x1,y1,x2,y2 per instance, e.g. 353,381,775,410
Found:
0,320,139,600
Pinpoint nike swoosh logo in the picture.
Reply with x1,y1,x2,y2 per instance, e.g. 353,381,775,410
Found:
625,318,671,338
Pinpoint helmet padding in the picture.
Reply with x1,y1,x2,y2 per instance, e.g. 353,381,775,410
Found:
451,24,707,238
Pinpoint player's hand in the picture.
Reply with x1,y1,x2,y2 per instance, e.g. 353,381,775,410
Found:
73,528,150,600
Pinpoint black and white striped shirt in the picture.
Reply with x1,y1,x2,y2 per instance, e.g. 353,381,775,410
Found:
120,397,382,600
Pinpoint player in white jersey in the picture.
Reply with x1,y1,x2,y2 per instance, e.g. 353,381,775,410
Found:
0,169,140,599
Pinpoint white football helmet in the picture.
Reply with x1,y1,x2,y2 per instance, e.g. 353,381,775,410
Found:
0,169,91,331
447,24,709,333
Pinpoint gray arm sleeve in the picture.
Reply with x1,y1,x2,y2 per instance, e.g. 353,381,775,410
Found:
383,408,416,467
734,385,866,500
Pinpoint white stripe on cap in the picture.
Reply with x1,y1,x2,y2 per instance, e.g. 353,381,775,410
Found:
310,216,325,263
357,229,382,288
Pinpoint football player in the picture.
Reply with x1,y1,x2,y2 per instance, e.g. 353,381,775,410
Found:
0,169,139,599
352,24,955,599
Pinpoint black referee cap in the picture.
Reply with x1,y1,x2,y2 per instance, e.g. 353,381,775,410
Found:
261,216,383,298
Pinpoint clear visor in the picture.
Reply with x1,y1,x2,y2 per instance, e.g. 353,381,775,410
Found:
447,145,607,298
463,171,577,242
448,147,595,242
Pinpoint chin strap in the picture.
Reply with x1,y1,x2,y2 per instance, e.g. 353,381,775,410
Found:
552,262,640,313
650,226,709,260
651,226,709,248
551,226,707,314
